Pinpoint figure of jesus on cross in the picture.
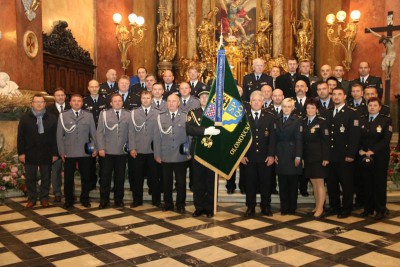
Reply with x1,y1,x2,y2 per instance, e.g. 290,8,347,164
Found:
366,11,400,80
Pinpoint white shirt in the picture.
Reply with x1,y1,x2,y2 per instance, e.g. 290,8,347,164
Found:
334,103,346,116
307,115,316,124
56,102,65,113
170,111,177,119
297,96,307,104
274,105,281,113
251,109,261,120
72,109,81,116
190,80,198,87
360,75,369,82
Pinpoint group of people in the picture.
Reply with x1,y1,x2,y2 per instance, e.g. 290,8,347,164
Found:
17,57,392,220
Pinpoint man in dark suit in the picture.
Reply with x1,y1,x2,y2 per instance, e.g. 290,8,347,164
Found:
47,87,70,203
347,83,367,115
130,67,147,95
145,73,157,92
299,60,318,87
334,65,350,95
18,94,58,208
242,58,273,102
83,80,107,191
99,69,119,96
275,58,309,99
327,87,361,218
364,86,390,116
351,61,383,99
261,84,273,108
107,75,140,110
315,81,334,118
309,64,332,98
241,91,276,217
269,66,280,90
188,66,209,97
162,70,179,99
293,79,313,119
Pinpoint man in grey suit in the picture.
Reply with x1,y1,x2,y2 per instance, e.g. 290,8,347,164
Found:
57,94,97,209
179,82,200,113
154,94,189,213
151,83,167,111
129,91,161,208
97,94,130,209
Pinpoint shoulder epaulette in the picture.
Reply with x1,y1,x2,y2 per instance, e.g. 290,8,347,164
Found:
360,114,368,118
378,113,390,118
348,106,357,111
317,116,326,120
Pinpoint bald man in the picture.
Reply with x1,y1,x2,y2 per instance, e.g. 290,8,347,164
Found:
99,69,119,95
350,61,383,99
162,70,179,99
309,64,332,98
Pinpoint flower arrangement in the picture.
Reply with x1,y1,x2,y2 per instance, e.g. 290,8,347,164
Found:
388,145,400,190
0,150,26,200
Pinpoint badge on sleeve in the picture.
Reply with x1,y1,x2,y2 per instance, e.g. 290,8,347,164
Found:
354,120,359,126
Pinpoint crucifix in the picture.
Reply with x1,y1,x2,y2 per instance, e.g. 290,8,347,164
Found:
365,11,400,105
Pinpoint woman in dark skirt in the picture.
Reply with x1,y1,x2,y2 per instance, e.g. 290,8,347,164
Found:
274,98,303,215
302,100,330,218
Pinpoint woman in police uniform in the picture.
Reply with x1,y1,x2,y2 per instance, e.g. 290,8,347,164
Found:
359,97,392,220
302,100,330,218
274,98,303,215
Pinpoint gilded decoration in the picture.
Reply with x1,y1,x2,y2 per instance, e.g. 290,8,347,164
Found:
23,31,39,59
291,12,313,62
156,12,178,62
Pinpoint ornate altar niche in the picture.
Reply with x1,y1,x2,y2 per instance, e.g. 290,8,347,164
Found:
43,21,96,95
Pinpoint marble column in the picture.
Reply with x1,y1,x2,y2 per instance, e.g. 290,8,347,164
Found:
310,0,316,70
202,0,211,18
300,0,310,18
187,0,197,58
273,0,283,57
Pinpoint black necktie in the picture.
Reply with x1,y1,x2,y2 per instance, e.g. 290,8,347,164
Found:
166,85,170,91
283,116,287,123
256,75,259,81
122,94,125,101
75,111,79,118
308,119,311,125
60,105,64,113
157,100,160,108
116,111,119,120
171,113,175,121
276,107,279,113
144,109,148,116
361,77,365,84
323,102,327,109
141,83,145,89
191,82,194,89
299,99,303,107
254,112,259,126
334,108,338,117
370,116,373,123
273,80,276,89
183,99,186,106
93,99,97,104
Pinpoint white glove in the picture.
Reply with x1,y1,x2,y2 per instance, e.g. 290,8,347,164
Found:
204,126,221,136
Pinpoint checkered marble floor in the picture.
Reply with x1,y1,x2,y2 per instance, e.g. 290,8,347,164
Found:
1,198,400,267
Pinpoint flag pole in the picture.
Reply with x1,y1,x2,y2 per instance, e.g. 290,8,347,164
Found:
214,173,218,213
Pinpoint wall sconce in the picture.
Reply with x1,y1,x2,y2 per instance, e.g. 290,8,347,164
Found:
113,12,145,72
326,10,361,70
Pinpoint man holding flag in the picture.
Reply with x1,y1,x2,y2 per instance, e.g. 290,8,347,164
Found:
194,42,252,212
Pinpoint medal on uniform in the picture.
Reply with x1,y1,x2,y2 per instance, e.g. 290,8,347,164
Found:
377,125,382,133
310,127,315,134
340,124,345,133
265,129,269,136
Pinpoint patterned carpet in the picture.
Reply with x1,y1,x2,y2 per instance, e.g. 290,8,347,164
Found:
1,197,400,267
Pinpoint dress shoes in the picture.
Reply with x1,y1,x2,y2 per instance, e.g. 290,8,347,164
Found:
152,202,162,208
374,212,385,220
360,210,373,217
227,188,235,194
313,211,326,219
54,196,62,203
26,202,36,208
63,202,74,209
239,187,246,194
205,211,213,218
326,208,340,216
261,207,273,216
337,211,351,219
40,200,50,207
81,201,91,208
244,207,255,217
130,202,141,208
192,210,204,217
162,204,174,211
98,202,109,209
271,189,279,195
114,202,124,208
177,207,186,214
300,191,309,197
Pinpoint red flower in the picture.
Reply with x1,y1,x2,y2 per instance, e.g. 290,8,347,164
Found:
0,163,7,169
388,169,394,176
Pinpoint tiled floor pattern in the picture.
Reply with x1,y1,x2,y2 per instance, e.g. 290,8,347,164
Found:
0,199,400,266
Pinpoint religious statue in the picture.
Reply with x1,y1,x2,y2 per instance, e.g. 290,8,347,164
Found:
197,8,219,66
292,12,313,62
366,28,400,80
225,35,243,79
265,54,289,74
156,13,178,62
256,13,272,58
0,72,22,97
179,55,206,82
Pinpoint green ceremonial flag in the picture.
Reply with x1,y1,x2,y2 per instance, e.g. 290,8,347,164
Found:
194,47,252,179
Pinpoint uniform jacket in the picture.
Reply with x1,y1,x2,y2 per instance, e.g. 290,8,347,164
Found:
359,114,392,159
129,106,160,154
351,75,383,99
17,110,58,165
316,97,334,119
106,92,140,111
162,83,179,99
274,113,303,175
244,109,276,162
275,73,309,99
266,104,283,119
47,102,70,118
83,95,107,127
293,97,313,118
96,109,130,155
302,116,330,163
189,81,209,97
186,107,206,157
242,73,273,102
179,96,200,113
152,98,167,112
328,105,361,161
130,82,146,95
56,110,97,158
99,81,119,96
153,110,188,163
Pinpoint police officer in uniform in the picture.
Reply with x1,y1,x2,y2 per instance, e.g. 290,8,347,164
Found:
327,87,361,218
188,66,209,97
107,75,140,110
129,91,161,208
57,94,97,208
359,97,392,220
242,58,273,102
83,80,107,190
154,94,189,213
186,90,220,217
315,81,334,119
179,82,200,113
241,91,276,217
364,86,390,116
96,94,130,208
99,69,118,96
